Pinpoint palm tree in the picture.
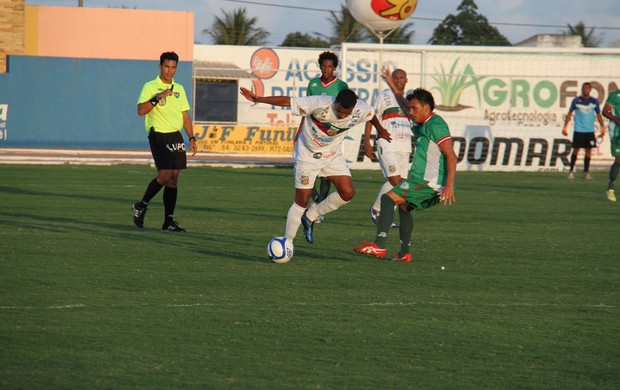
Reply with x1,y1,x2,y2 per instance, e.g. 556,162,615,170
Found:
320,5,368,45
563,22,602,48
202,7,269,45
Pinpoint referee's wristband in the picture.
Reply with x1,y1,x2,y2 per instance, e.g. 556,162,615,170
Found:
149,94,160,106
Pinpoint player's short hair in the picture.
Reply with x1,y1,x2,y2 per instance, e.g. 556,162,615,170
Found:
335,89,357,109
582,82,592,88
318,51,339,68
406,88,435,111
160,51,179,65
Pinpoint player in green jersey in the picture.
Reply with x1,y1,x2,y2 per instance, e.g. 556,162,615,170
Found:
602,89,620,202
354,69,457,262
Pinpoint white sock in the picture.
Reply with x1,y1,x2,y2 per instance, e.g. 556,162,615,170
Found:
285,202,306,241
373,181,394,211
307,192,349,221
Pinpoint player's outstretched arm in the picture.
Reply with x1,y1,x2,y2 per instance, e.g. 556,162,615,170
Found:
239,87,291,107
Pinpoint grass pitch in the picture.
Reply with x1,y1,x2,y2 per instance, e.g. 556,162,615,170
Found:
0,165,618,389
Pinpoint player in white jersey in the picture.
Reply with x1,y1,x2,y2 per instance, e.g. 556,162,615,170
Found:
364,69,412,227
240,87,391,246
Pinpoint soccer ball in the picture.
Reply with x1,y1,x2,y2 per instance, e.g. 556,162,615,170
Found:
267,237,294,264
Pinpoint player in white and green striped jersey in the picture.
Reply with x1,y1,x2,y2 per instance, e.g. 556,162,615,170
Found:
354,69,457,262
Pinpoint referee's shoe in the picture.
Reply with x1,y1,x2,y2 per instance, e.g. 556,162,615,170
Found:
132,202,148,228
162,217,186,232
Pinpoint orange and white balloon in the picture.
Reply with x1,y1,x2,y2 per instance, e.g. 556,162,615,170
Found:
346,0,418,32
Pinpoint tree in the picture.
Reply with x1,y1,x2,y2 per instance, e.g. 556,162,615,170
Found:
202,7,269,45
367,21,415,44
563,22,602,48
280,32,330,48
428,0,510,46
321,5,369,45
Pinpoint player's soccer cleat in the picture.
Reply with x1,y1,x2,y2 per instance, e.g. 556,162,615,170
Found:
301,210,315,244
391,221,399,228
353,242,386,259
567,171,574,180
391,253,412,262
370,206,380,224
132,202,147,228
607,189,616,202
162,218,186,232
583,172,592,180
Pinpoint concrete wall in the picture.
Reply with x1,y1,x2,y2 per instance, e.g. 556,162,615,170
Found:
0,4,194,149
0,55,192,149
23,5,193,61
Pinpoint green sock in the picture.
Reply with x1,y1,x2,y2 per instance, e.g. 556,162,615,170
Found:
398,207,413,255
375,194,395,248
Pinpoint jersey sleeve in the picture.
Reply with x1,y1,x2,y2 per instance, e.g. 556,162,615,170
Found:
137,82,154,105
594,98,601,114
568,98,578,113
290,96,333,117
358,100,376,123
428,116,451,145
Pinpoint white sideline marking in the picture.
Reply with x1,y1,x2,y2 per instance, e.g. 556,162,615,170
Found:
1,302,617,310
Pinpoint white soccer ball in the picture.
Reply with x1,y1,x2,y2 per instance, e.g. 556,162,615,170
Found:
267,237,294,264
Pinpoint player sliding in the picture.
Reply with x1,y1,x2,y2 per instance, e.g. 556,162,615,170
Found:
239,87,391,245
354,69,457,262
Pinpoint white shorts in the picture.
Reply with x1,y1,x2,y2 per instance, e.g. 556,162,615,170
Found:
378,151,410,178
294,153,351,189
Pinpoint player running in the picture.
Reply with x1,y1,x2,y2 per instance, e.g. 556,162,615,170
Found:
240,87,391,245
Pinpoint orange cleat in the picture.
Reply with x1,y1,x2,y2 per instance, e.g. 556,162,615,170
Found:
353,242,387,259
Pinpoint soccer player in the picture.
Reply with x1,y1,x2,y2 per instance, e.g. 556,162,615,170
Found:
364,68,412,227
602,88,620,202
240,87,391,244
300,51,349,217
354,69,457,262
132,51,197,232
562,82,606,180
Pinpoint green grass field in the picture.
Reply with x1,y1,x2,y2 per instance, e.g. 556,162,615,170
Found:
1,164,618,389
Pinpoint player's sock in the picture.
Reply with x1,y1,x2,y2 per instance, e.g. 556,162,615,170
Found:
307,192,348,220
285,202,305,241
569,154,577,172
373,181,393,211
317,177,331,203
609,162,620,190
375,194,395,248
398,207,413,255
584,157,591,173
163,186,177,218
142,178,163,203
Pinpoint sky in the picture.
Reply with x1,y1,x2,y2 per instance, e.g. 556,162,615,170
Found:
26,0,620,48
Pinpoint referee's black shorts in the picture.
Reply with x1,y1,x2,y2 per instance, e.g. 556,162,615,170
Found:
572,132,596,149
148,129,187,170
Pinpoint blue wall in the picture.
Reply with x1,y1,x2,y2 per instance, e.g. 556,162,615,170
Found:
0,56,193,149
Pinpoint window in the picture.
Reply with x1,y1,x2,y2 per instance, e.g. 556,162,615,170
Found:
194,79,238,122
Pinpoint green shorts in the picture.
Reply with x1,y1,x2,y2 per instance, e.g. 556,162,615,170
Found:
392,180,440,210
611,135,620,157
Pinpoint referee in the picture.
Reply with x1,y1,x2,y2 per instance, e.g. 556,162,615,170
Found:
132,51,197,232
